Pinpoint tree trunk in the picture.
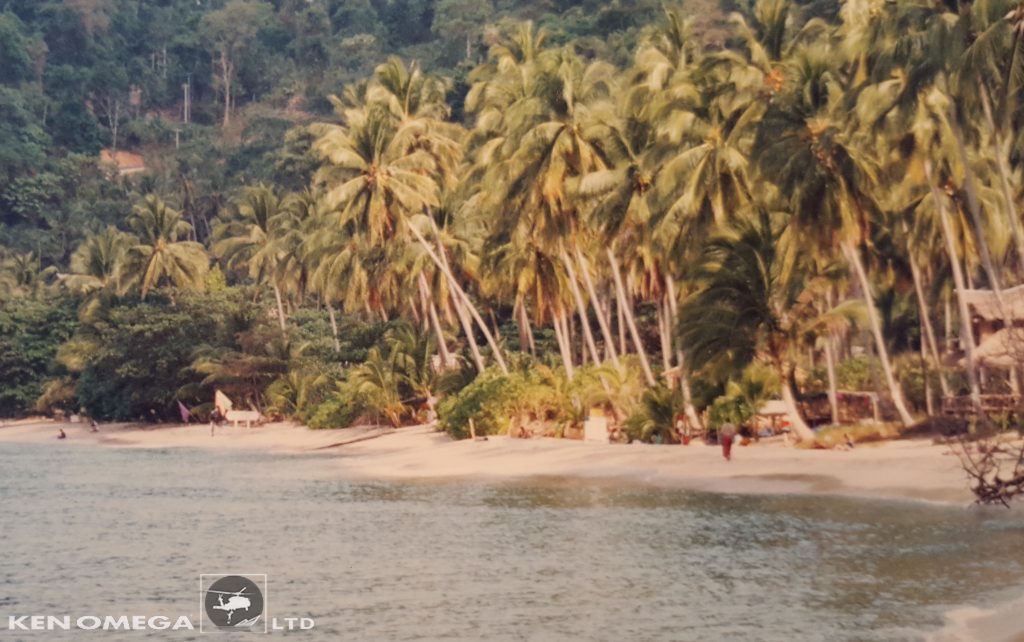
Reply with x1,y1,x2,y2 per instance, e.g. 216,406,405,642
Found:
657,295,673,372
908,253,951,396
452,290,486,373
573,245,620,367
327,302,340,353
220,48,232,127
663,278,703,429
273,283,287,332
552,306,574,380
926,160,985,417
419,273,451,368
616,293,627,355
824,338,840,426
410,222,508,374
921,318,935,416
780,376,816,442
944,290,953,357
420,221,508,373
949,105,1006,301
606,247,656,387
516,300,536,356
840,240,915,427
561,248,602,366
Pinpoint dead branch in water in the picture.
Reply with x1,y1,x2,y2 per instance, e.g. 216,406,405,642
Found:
953,432,1024,507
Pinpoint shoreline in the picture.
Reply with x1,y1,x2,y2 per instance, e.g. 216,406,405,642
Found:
0,418,979,505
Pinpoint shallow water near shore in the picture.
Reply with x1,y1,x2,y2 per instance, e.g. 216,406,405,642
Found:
1,442,1022,641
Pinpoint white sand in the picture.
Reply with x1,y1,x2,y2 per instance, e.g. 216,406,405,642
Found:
0,418,978,503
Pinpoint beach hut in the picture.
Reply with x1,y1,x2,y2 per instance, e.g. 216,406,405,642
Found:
943,286,1024,416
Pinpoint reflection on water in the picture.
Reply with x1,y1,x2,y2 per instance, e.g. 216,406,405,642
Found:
1,443,1022,641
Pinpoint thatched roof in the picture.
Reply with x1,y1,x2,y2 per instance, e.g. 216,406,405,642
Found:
962,285,1024,320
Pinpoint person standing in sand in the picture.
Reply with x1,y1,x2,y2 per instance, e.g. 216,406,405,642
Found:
720,423,737,461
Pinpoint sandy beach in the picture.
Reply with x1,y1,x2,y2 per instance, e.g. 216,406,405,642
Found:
0,418,979,504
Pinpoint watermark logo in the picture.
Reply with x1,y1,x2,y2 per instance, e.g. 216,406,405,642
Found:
200,574,266,633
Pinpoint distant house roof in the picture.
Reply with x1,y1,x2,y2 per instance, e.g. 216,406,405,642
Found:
962,285,1024,320
99,149,146,175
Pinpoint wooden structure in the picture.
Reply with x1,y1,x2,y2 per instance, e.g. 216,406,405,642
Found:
944,287,1024,417
941,394,1020,417
226,409,261,428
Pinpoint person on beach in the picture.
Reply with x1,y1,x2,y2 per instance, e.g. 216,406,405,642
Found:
720,423,737,461
209,408,222,436
57,428,66,439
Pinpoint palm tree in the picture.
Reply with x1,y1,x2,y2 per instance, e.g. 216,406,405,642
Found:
314,96,508,373
678,212,847,442
215,185,298,331
63,227,133,295
121,195,209,301
0,251,57,299
753,45,916,426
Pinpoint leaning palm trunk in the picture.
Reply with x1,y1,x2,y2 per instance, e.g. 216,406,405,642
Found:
327,302,341,353
824,338,840,425
656,296,673,372
908,254,950,396
573,246,621,367
273,283,287,332
515,299,536,355
410,223,508,374
560,248,603,366
840,240,915,427
552,305,575,380
606,247,656,387
780,375,817,442
926,160,984,417
451,289,486,373
419,273,452,368
664,278,703,430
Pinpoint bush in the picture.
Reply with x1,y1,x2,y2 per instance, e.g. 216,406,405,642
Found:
622,385,683,443
437,364,566,439
306,382,373,429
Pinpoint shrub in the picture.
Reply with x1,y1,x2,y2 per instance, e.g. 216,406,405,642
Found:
622,385,683,443
306,382,372,429
437,364,566,439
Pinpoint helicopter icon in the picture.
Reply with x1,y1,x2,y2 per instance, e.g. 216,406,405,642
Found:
208,587,254,625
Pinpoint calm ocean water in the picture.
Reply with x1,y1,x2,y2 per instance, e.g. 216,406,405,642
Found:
1,442,1022,641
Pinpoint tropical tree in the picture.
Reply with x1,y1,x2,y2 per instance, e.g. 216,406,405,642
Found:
215,185,295,331
753,44,916,427
63,226,133,295
678,212,857,441
121,195,209,301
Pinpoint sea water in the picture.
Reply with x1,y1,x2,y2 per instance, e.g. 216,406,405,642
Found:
0,442,1022,641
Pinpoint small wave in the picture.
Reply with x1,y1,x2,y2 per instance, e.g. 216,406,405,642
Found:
926,594,1024,642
